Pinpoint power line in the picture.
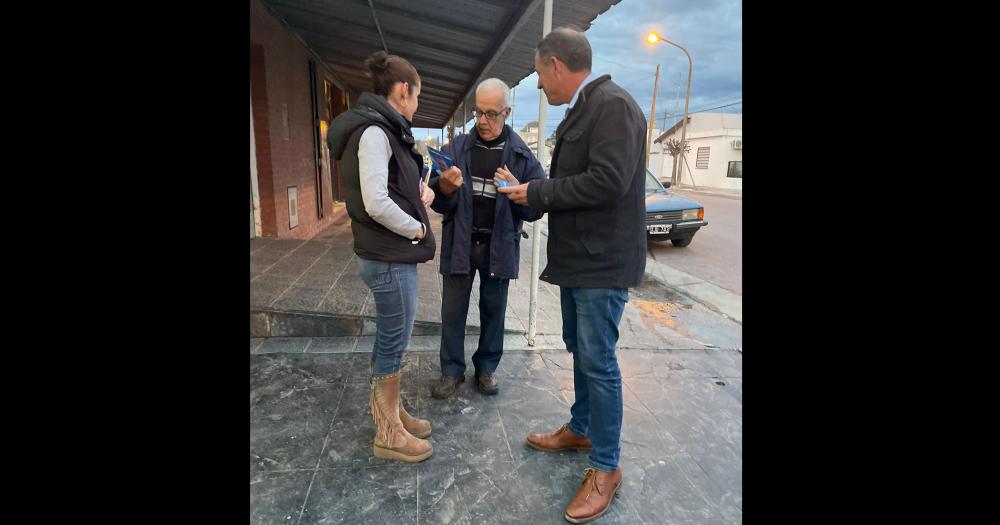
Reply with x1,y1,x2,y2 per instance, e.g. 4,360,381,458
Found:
642,99,741,120
424,100,741,136
533,105,745,136
592,55,657,73
659,101,742,131
682,93,741,108
621,73,658,91
644,93,741,113
688,101,741,114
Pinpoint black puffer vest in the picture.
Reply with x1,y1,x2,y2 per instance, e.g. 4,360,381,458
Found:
329,93,435,263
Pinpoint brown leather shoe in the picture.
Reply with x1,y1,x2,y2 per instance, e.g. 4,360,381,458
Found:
564,467,623,523
526,423,592,452
476,373,498,395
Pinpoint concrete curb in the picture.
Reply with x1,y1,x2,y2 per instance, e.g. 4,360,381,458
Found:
538,219,741,324
250,308,533,338
642,259,742,324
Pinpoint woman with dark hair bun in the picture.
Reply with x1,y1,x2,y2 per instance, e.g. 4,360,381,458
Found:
329,50,458,463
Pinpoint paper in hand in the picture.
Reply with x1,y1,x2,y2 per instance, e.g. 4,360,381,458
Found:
427,147,454,175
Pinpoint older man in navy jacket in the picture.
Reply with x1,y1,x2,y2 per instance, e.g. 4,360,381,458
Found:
428,78,545,398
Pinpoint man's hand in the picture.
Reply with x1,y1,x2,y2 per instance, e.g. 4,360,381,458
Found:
419,180,434,207
493,164,517,187
438,166,463,196
497,181,530,205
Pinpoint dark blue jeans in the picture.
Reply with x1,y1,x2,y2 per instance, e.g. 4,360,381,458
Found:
356,257,419,377
439,239,510,379
561,287,629,473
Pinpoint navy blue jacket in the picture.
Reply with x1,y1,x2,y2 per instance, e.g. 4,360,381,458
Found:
429,125,545,279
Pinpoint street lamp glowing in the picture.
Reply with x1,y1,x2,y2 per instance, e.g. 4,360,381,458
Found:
645,31,694,187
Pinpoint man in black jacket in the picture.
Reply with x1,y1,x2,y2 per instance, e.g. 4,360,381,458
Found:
497,27,646,523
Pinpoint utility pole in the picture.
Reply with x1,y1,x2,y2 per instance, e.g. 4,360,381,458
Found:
510,84,516,129
659,110,670,182
527,0,553,347
646,63,660,169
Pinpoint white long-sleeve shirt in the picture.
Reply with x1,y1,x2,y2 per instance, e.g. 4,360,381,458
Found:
357,125,424,239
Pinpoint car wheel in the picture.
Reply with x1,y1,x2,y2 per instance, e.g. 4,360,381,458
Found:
671,237,693,247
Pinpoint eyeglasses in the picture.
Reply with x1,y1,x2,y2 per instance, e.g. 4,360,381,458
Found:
473,108,509,121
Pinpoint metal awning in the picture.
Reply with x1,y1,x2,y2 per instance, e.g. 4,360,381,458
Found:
261,0,620,128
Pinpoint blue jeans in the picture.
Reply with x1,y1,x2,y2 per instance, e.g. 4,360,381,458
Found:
356,257,419,377
561,287,629,473
439,239,510,379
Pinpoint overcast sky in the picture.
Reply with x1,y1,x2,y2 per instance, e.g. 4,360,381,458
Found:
413,0,741,140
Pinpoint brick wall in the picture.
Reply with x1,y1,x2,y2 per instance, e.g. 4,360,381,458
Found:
250,0,336,239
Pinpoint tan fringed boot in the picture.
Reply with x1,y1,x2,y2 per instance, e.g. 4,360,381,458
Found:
399,391,432,438
370,371,432,462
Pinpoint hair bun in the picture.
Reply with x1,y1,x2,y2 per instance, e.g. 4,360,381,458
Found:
365,51,390,74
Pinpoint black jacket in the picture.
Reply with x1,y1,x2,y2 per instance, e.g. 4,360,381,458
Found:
329,93,435,264
429,125,545,279
526,75,647,288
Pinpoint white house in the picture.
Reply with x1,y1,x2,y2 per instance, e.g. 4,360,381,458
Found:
515,122,540,148
654,113,742,191
515,122,557,171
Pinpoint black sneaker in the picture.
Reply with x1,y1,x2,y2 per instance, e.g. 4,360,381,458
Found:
431,375,464,399
477,373,498,396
